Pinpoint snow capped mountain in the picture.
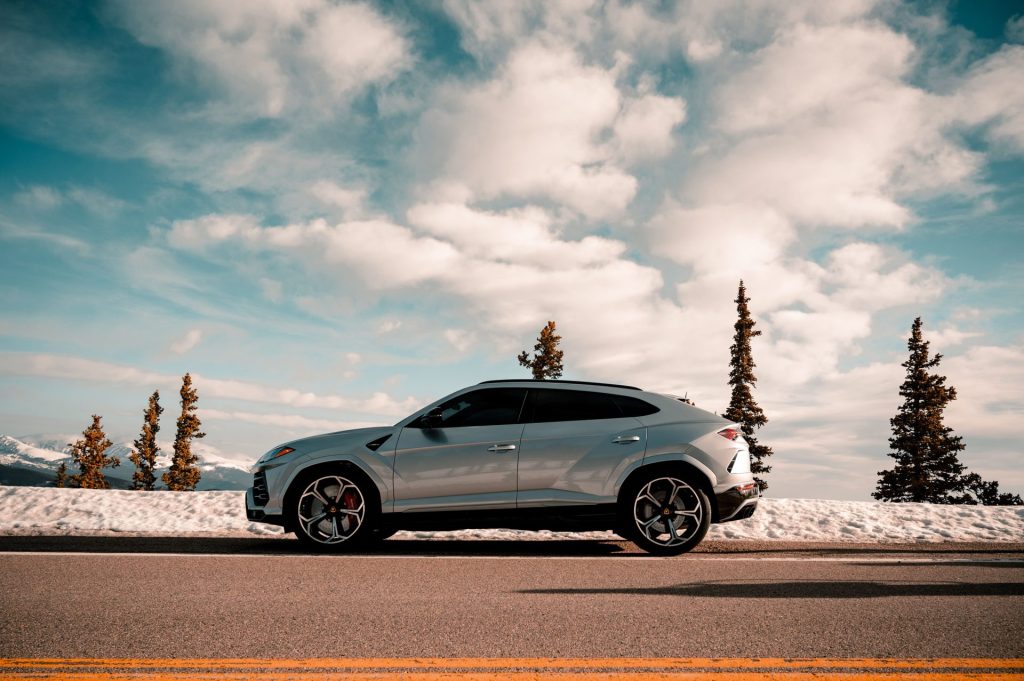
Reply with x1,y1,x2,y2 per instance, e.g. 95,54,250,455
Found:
0,434,252,490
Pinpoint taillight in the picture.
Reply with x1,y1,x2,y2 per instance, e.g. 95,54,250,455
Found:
718,428,740,441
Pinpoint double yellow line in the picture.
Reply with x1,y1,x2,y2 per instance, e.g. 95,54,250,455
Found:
1,658,1022,680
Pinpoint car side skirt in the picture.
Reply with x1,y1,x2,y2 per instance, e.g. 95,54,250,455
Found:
379,504,621,533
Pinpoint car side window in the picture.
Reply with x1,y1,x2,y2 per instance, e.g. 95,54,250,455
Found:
419,388,527,428
526,389,623,423
613,395,660,417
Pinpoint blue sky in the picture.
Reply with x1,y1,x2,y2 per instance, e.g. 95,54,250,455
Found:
1,0,1022,499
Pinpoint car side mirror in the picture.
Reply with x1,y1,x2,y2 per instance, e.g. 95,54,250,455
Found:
420,407,444,429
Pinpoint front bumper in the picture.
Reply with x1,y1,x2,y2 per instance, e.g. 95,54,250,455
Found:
245,486,286,526
715,484,759,522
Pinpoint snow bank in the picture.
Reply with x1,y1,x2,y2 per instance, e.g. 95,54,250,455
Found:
0,486,1021,542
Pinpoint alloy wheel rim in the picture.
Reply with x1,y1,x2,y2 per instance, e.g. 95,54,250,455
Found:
297,475,365,544
633,476,702,547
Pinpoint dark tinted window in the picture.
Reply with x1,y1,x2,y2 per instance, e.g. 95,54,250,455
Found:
613,395,660,417
527,389,622,423
421,388,526,428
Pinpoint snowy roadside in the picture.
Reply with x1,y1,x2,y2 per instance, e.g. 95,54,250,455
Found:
0,486,1021,542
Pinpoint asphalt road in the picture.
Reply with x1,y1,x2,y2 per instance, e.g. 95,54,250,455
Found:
1,537,1022,660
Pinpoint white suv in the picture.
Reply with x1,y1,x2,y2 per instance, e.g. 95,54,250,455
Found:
247,379,758,555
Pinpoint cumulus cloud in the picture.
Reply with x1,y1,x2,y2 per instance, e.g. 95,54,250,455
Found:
613,92,687,162
406,202,624,268
417,42,638,219
953,45,1024,151
690,22,980,231
110,0,410,118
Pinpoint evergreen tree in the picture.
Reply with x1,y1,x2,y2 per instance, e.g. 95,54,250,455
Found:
163,373,205,491
517,321,565,379
961,473,1023,506
54,462,68,488
723,281,773,492
68,415,119,489
130,390,163,491
873,318,967,503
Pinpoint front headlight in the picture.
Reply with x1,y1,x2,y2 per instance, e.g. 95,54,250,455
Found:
257,445,295,464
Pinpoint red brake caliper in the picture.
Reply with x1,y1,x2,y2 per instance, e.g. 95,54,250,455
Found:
341,489,359,532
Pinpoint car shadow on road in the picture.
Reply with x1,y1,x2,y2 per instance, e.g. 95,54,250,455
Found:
520,580,1024,598
3,536,1023,559
0,535,636,556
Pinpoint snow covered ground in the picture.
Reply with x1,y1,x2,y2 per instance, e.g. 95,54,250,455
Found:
1,486,1021,542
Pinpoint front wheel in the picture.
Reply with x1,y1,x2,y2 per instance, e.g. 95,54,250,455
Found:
290,471,377,551
622,474,710,556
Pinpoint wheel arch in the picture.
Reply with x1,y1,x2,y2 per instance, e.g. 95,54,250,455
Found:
281,459,384,532
616,459,721,523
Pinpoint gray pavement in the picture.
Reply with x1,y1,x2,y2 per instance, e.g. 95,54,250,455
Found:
1,537,1022,659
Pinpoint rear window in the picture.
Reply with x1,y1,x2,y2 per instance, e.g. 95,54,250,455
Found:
526,389,623,423
613,395,660,417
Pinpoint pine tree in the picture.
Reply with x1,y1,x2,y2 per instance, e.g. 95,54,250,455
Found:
962,473,1023,506
163,373,205,491
723,281,773,492
517,320,565,379
68,415,119,489
130,390,163,491
54,462,68,488
873,318,968,503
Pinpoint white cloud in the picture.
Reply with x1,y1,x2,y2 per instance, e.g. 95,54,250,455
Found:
170,328,203,355
308,181,367,218
407,202,624,268
376,319,403,335
201,408,382,433
14,186,62,211
613,92,687,162
443,328,476,353
110,0,410,118
677,21,983,238
924,326,983,348
441,0,599,61
259,278,283,304
0,352,421,417
417,42,637,219
1008,15,1024,43
953,45,1024,151
0,219,90,254
651,203,795,275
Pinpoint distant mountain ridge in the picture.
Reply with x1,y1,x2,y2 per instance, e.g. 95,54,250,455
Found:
0,434,251,490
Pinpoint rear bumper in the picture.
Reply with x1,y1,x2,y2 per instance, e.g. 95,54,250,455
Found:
715,485,759,523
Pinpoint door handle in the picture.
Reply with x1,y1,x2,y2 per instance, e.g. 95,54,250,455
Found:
487,444,517,452
612,435,641,444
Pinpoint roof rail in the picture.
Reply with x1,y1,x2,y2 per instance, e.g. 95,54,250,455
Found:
477,378,641,391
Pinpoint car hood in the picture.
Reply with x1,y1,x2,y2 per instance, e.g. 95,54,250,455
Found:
282,425,397,454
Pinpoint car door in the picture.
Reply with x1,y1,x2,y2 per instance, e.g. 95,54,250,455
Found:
517,388,647,507
393,387,527,513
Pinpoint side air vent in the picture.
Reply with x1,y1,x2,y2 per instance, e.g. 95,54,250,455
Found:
252,471,269,506
365,434,392,451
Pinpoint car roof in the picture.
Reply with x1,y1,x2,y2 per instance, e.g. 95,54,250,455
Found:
477,379,642,391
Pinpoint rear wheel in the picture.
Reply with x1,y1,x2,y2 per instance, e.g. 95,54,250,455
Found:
290,470,377,551
622,473,710,556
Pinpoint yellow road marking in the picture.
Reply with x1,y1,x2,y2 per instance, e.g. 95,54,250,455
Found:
2,673,1024,681
1,659,1022,679
2,658,1023,670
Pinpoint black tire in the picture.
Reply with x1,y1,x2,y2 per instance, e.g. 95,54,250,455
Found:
288,466,380,552
369,527,399,542
620,469,711,556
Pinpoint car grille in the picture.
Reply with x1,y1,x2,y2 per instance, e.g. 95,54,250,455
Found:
252,471,270,506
